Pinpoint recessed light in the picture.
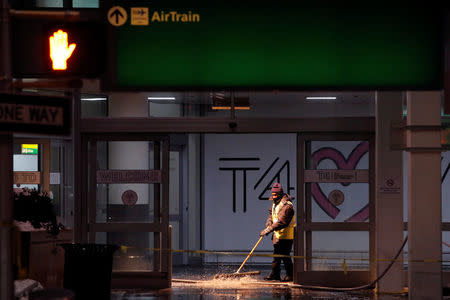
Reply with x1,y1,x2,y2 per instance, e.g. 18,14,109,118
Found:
81,97,107,101
147,97,176,100
306,96,337,100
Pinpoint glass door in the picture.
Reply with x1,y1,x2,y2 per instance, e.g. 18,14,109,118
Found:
80,134,171,288
295,133,375,287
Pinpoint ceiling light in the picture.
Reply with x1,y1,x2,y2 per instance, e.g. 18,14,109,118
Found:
147,97,176,100
211,106,251,110
81,97,107,101
211,106,231,110
306,96,337,100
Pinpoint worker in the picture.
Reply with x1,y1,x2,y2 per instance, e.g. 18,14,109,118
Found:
260,182,295,282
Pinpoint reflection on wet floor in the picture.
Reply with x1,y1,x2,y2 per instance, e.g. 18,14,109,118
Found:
111,266,407,299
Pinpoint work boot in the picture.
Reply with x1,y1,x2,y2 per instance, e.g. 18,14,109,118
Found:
283,260,293,282
265,261,281,280
264,273,281,281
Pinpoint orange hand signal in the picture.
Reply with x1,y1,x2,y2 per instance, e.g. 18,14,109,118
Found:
49,30,76,70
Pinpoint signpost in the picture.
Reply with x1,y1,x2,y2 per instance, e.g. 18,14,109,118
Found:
2,5,79,299
0,92,70,300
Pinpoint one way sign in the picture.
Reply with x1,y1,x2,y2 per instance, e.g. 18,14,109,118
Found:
0,93,71,135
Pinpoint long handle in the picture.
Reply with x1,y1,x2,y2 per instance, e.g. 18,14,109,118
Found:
235,235,264,274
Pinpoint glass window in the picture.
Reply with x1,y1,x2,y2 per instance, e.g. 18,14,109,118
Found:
35,0,63,8
308,141,370,222
311,183,369,222
96,232,155,271
13,143,39,190
81,95,108,117
73,0,99,8
95,141,156,223
311,231,369,271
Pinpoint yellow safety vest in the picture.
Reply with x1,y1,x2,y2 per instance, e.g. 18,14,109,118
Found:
272,199,296,240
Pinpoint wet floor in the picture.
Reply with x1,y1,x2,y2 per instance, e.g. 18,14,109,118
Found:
110,266,407,300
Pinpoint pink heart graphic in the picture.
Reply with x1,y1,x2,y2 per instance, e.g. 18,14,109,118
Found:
311,142,369,222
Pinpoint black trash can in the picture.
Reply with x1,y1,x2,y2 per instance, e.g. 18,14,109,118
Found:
60,243,118,300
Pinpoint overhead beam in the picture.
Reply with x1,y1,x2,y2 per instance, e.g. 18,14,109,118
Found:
80,117,375,133
9,9,79,21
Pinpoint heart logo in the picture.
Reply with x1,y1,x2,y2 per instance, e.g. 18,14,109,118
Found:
311,142,369,222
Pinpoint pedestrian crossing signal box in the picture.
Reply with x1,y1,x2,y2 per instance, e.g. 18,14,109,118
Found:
11,19,105,78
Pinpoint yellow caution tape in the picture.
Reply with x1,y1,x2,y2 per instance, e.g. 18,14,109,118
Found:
114,245,450,264
375,287,408,295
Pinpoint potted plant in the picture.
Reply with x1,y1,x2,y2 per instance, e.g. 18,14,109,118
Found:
13,187,61,236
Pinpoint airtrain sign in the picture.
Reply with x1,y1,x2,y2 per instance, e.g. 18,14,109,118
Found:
0,93,71,135
106,1,445,90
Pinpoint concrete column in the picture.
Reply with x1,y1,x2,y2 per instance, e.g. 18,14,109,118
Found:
188,134,201,259
108,93,149,207
375,92,404,293
407,91,442,299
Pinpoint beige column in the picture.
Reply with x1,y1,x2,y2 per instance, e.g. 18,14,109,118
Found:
375,92,404,293
407,91,442,299
108,93,149,206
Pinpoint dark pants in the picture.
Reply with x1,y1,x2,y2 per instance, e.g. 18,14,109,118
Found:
271,239,293,276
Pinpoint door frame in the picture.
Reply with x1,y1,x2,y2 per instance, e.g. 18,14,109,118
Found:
78,132,172,289
295,132,375,287
78,117,375,285
168,145,187,265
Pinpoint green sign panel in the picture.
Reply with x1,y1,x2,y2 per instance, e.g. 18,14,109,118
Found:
107,1,444,89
